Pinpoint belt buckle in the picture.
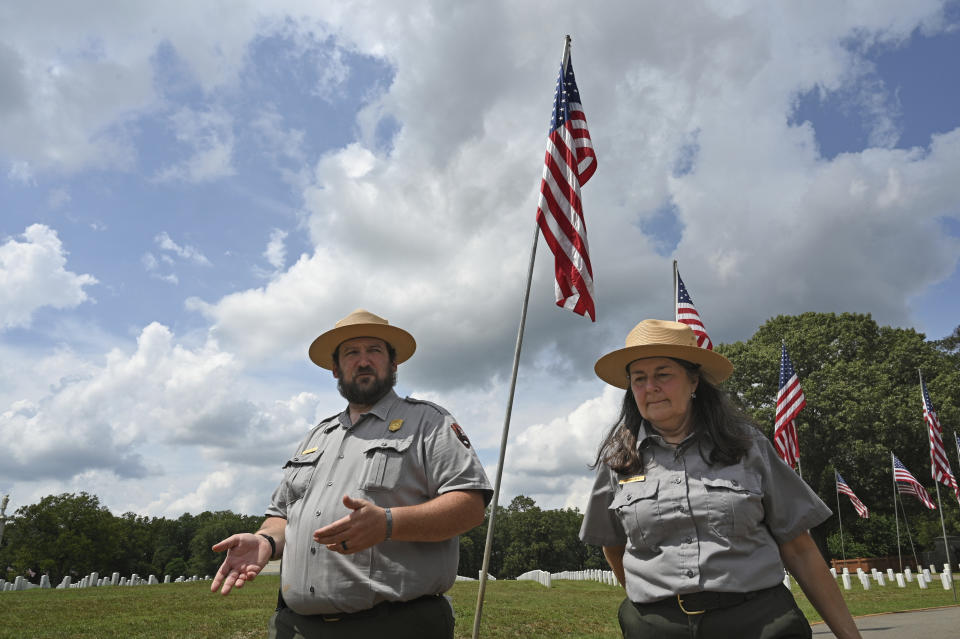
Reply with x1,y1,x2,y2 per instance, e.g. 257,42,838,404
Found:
677,594,706,615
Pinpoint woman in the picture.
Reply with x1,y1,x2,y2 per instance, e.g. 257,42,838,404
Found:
580,319,861,639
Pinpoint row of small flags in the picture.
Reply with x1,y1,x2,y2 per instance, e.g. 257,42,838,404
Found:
530,38,958,515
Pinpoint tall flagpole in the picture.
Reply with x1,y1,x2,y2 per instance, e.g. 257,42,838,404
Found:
891,453,903,571
922,368,957,598
673,260,678,321
472,35,573,639
897,486,920,570
931,480,958,599
834,469,846,562
471,223,540,639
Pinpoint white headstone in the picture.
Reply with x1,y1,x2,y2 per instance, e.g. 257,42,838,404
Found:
941,572,951,589
929,564,937,574
40,575,50,589
859,574,871,590
111,572,120,586
876,573,885,586
148,575,158,585
918,575,928,589
905,568,913,582
90,572,99,586
841,573,852,590
886,568,895,580
896,573,905,587
164,575,171,583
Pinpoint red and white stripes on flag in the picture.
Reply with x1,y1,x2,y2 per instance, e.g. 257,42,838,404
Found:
675,270,713,350
535,38,597,321
920,373,960,503
836,472,869,518
774,343,805,468
892,454,936,510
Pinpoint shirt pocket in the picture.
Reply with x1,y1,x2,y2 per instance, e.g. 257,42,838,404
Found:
281,448,323,506
701,466,763,538
609,480,661,552
360,436,413,491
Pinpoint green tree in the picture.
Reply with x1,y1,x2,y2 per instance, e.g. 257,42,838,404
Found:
718,312,960,558
2,492,118,583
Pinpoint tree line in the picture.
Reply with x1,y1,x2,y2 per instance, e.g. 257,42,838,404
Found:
0,491,601,584
2,313,959,584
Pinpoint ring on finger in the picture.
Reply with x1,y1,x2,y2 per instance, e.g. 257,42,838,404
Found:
340,541,348,551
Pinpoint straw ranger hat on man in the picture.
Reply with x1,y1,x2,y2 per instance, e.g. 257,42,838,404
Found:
594,319,733,388
308,308,417,370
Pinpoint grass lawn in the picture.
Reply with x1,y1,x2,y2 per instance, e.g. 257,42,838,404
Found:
1,575,958,638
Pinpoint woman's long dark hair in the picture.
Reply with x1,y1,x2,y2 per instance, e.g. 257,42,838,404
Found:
591,358,754,474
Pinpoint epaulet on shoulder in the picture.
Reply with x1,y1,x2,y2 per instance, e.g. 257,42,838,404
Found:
316,413,341,428
402,395,451,416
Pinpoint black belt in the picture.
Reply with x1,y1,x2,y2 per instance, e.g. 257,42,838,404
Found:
635,584,781,616
278,592,442,623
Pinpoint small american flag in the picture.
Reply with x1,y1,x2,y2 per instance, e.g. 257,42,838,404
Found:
535,37,597,321
675,271,712,350
920,374,960,503
774,343,805,468
836,472,869,518
893,454,936,510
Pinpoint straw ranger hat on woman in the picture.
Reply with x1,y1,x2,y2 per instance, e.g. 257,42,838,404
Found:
578,318,862,639
593,319,732,389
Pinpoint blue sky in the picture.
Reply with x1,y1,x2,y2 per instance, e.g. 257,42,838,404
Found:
2,1,959,518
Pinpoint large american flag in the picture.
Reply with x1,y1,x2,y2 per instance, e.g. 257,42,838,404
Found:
920,374,960,503
535,38,597,321
893,454,936,510
836,472,869,518
774,343,805,468
675,271,712,350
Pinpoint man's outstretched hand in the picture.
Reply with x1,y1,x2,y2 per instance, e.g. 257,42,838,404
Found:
210,533,272,596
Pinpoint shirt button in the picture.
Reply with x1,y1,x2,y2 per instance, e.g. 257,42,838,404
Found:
310,547,316,555
338,454,344,459
686,570,694,578
315,510,321,517
327,481,334,486
674,477,681,484
684,537,692,544
310,586,315,594
678,506,685,513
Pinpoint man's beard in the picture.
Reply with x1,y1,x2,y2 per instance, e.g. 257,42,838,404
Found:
338,368,396,405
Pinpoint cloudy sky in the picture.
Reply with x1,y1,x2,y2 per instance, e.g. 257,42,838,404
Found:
2,1,959,520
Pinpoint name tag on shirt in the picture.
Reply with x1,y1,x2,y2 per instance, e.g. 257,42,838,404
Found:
619,475,645,484
300,447,318,455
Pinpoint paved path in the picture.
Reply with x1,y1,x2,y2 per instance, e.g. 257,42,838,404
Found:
812,606,960,637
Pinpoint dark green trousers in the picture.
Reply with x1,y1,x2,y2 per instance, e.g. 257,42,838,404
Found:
268,594,454,639
618,584,812,639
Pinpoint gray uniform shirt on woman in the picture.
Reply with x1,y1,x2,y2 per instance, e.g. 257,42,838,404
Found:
579,423,831,604
266,389,492,615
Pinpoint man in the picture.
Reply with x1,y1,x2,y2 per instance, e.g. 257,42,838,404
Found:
211,309,492,638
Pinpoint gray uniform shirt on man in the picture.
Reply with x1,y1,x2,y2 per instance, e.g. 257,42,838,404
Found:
266,389,492,615
579,423,831,604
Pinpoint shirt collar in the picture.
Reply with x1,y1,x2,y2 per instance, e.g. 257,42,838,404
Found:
636,419,698,450
332,388,400,431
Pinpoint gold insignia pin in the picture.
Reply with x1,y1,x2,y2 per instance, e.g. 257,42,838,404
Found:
389,419,404,432
618,475,645,484
300,446,318,455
